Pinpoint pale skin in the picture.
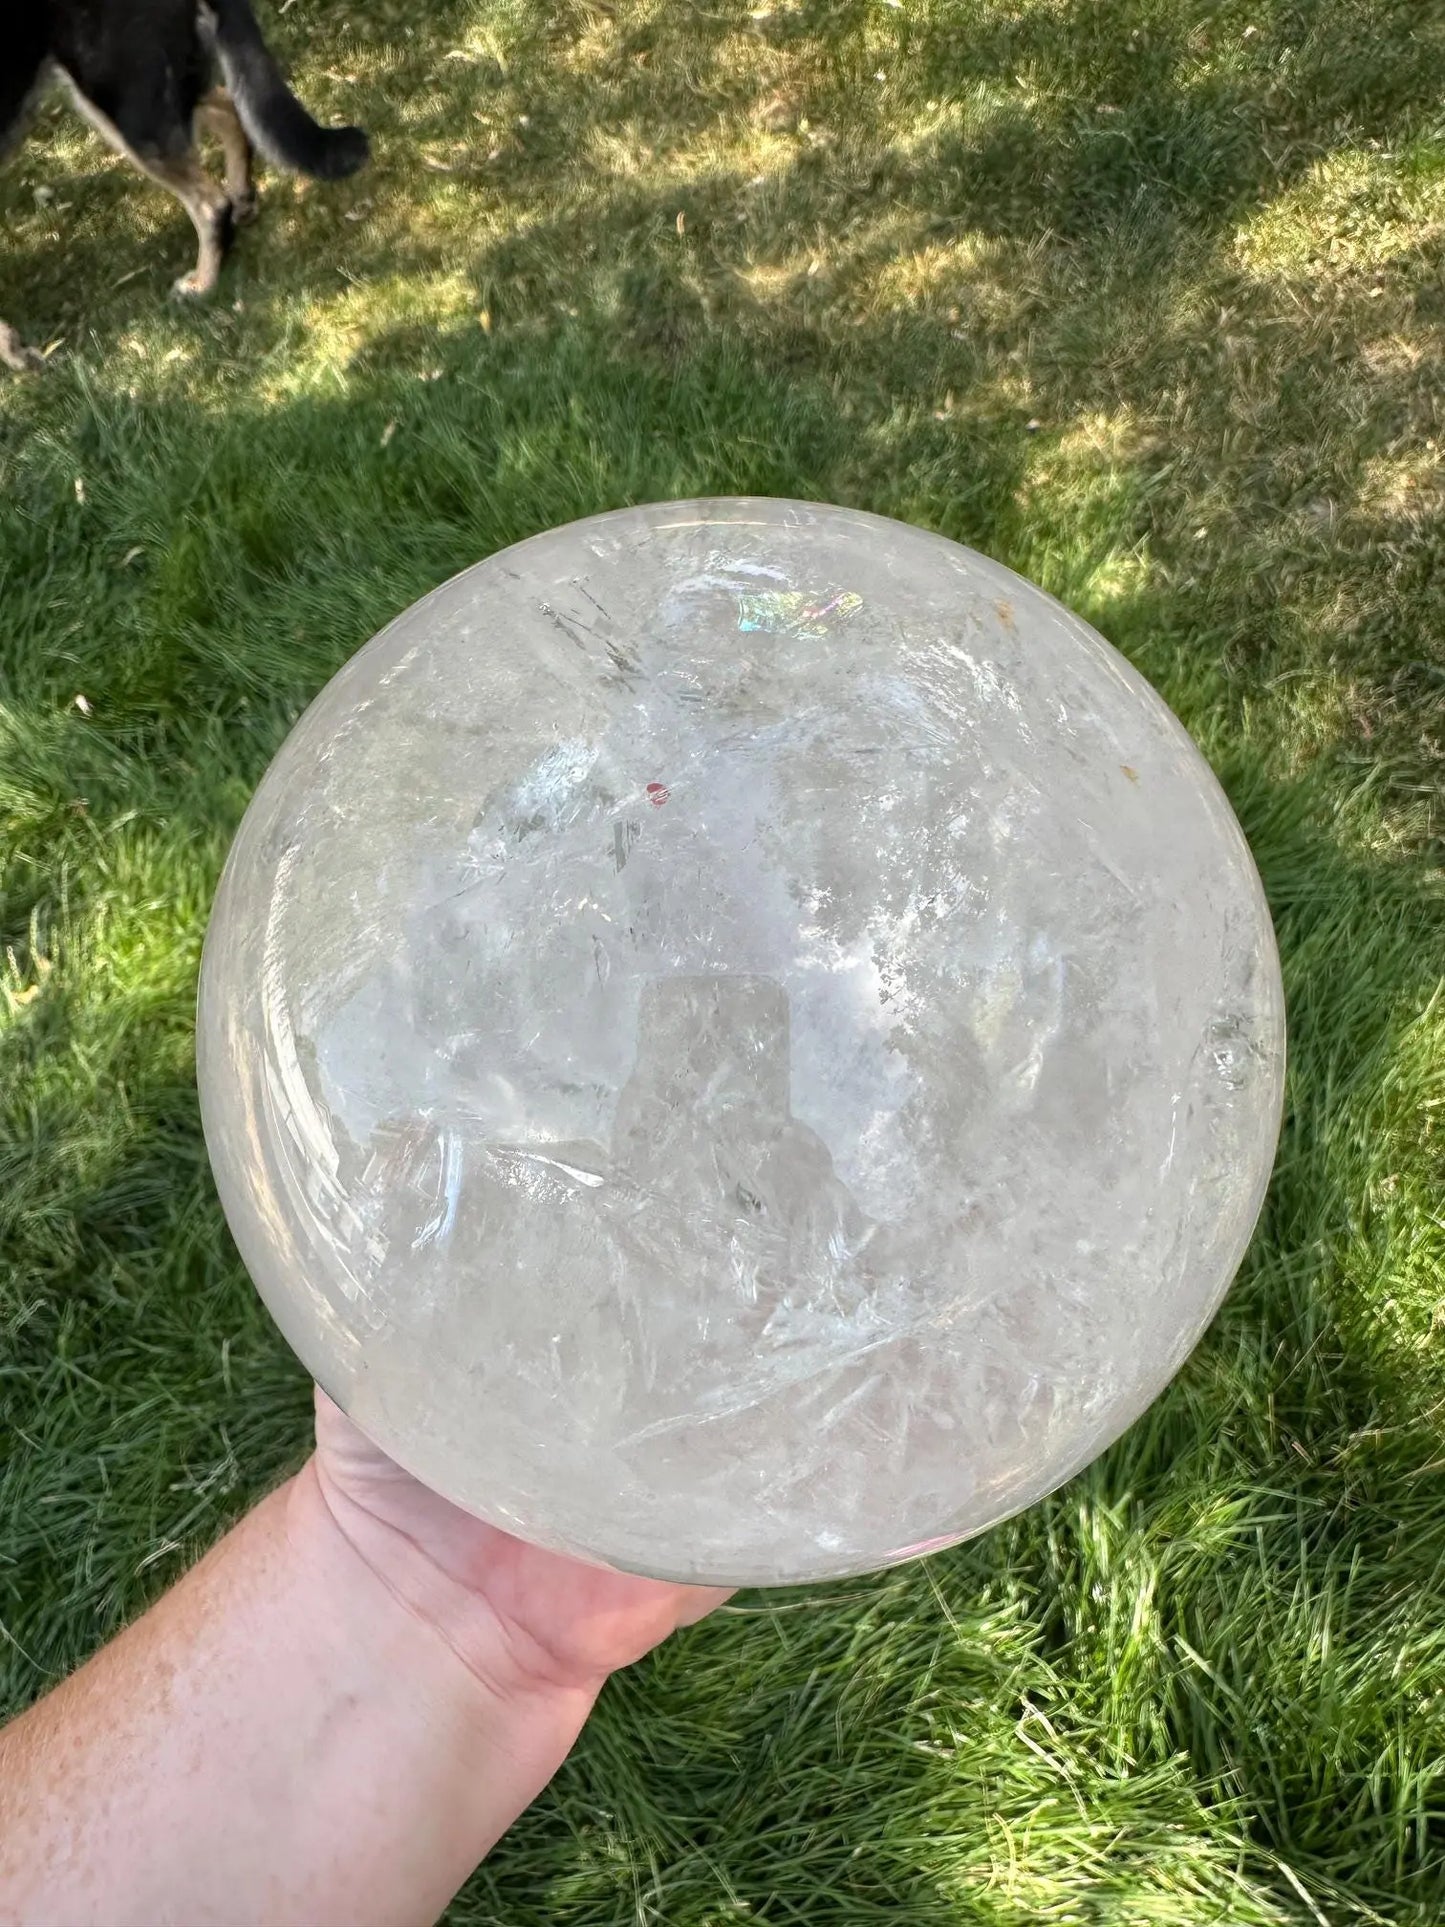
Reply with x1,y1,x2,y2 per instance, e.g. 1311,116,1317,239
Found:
0,1391,731,1927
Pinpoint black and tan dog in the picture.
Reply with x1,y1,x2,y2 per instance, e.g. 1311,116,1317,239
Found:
2,0,368,369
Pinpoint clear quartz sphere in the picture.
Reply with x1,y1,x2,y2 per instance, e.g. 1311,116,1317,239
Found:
197,498,1285,1586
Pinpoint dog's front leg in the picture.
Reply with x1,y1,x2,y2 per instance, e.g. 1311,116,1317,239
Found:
0,321,44,372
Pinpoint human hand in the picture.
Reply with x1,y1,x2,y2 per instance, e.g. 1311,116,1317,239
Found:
307,1389,732,1703
0,1389,730,1927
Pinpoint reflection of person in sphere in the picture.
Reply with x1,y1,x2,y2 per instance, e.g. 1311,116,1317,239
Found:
340,968,896,1505
611,975,877,1328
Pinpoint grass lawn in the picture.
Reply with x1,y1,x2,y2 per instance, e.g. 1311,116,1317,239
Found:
2,0,1444,1916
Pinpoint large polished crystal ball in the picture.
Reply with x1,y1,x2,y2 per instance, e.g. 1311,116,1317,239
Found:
198,498,1285,1585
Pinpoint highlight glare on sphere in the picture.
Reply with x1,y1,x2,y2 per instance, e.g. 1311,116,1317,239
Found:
197,499,1285,1586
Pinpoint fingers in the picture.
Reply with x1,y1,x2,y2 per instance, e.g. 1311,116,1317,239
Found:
669,1587,736,1628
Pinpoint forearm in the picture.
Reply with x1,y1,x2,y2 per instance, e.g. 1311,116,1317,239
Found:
0,1464,597,1927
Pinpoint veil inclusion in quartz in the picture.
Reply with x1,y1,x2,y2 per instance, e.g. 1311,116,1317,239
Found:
197,499,1285,1586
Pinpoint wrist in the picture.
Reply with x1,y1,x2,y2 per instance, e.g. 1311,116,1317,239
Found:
287,1453,601,1880
293,1453,604,1722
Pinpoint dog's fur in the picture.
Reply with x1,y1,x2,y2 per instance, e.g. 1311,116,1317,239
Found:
2,0,368,369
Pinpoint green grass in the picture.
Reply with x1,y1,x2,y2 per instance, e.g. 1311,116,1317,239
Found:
2,0,1444,1916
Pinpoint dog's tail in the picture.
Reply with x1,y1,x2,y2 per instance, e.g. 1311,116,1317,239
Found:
207,0,368,180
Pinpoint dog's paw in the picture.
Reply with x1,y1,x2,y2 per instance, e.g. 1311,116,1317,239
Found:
0,324,44,373
170,270,217,300
230,190,259,227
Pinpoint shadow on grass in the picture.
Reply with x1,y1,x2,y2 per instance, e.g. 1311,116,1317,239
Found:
2,0,1441,359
